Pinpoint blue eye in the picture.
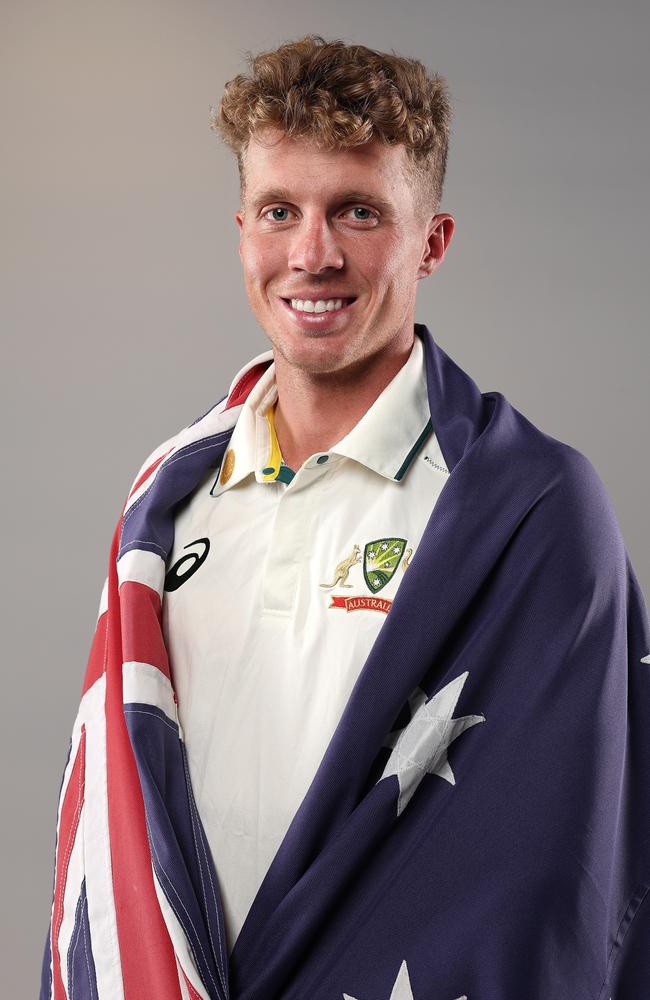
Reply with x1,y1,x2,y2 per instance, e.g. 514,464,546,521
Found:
262,205,378,223
265,207,290,222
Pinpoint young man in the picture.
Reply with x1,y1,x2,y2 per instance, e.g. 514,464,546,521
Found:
41,36,650,1000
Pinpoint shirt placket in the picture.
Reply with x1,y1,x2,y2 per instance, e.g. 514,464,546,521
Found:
260,462,332,615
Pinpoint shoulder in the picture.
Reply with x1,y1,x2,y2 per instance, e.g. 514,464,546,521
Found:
523,425,626,586
124,430,184,501
501,393,617,517
124,349,275,498
487,393,628,584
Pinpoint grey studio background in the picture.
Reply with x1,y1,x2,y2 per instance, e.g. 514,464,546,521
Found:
2,0,649,992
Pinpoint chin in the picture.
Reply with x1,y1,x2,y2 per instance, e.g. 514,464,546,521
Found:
279,343,346,372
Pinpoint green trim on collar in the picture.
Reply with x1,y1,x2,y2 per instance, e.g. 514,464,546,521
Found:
275,464,296,485
394,417,433,481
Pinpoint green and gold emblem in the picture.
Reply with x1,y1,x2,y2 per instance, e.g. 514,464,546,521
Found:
363,537,407,594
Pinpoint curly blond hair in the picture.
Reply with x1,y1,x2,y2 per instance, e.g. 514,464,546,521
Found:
210,34,453,221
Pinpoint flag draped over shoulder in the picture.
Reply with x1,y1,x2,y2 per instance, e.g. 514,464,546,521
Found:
41,324,650,1000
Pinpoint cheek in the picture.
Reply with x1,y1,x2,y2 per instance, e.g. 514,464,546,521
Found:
372,254,414,300
361,234,414,288
240,237,279,287
385,241,424,297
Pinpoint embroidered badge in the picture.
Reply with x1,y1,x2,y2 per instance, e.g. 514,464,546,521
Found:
319,544,362,589
343,958,467,1000
322,538,412,614
364,537,407,593
330,595,392,614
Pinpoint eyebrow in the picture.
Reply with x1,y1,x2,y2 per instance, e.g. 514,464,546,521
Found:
248,187,396,214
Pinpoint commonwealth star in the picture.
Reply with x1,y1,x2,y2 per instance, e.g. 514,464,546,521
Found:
379,672,485,816
343,958,467,1000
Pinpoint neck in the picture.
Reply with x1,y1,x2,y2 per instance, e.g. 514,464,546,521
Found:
271,328,416,472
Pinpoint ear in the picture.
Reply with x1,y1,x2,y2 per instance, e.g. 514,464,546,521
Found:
417,214,455,280
235,211,244,257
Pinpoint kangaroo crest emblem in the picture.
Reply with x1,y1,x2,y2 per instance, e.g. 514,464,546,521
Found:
363,538,407,594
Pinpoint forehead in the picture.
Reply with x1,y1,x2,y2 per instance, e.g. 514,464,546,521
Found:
242,128,412,203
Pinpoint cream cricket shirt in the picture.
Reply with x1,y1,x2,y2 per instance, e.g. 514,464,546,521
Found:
161,332,450,956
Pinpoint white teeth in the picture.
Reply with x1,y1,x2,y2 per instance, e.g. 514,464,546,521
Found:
290,297,346,312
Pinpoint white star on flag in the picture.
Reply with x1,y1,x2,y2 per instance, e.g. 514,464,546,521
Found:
379,672,485,816
641,653,650,664
343,958,467,1000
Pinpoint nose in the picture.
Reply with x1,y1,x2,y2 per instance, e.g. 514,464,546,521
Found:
287,213,344,274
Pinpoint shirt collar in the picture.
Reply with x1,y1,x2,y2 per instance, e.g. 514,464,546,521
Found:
210,353,278,496
328,332,432,481
210,332,438,498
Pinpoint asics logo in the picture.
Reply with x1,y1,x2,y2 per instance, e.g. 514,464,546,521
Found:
164,537,210,591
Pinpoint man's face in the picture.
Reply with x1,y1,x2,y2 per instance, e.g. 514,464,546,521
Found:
235,127,453,377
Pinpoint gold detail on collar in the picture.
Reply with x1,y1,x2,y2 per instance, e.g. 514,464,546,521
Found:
220,448,235,484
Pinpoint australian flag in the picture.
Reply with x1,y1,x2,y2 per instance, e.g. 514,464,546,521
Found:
40,325,650,999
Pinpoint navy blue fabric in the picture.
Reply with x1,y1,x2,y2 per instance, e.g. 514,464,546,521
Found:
40,922,52,1000
40,737,72,1000
124,702,230,1000
119,428,236,561
117,325,648,998
66,879,98,1000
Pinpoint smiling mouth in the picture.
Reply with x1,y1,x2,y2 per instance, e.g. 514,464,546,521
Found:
277,295,360,332
281,297,357,312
